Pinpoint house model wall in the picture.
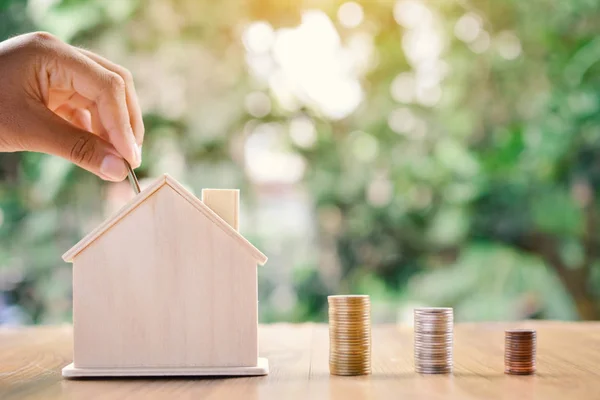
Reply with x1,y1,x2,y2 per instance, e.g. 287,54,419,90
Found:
61,174,268,377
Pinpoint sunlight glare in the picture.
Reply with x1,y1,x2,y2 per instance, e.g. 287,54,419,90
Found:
269,10,363,119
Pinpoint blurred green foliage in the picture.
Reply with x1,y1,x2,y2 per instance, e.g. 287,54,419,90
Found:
0,0,599,324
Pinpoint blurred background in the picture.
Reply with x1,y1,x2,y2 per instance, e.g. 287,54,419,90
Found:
1,0,599,326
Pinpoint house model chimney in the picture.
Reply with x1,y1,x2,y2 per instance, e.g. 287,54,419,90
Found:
201,189,240,231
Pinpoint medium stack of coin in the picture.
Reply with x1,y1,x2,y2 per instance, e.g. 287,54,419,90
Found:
413,307,453,374
504,329,536,375
328,295,371,376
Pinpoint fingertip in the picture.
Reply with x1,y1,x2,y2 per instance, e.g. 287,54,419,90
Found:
108,125,141,168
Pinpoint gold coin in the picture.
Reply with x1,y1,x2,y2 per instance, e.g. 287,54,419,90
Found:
328,295,371,376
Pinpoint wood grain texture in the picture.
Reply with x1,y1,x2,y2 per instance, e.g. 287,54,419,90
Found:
201,189,240,231
1,322,599,399
72,185,259,369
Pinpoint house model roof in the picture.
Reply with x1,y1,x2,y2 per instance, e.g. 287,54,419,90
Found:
62,174,268,265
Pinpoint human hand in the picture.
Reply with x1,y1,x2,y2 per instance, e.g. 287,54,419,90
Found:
0,32,143,181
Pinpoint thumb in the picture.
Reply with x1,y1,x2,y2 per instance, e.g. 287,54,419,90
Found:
26,103,129,182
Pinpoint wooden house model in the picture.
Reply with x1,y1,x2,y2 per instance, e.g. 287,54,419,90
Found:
61,174,269,377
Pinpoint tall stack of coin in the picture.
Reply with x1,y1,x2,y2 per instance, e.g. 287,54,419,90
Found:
328,295,371,376
413,307,453,374
504,329,536,375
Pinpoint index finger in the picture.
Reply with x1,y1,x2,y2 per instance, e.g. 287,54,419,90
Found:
76,47,145,146
38,38,140,167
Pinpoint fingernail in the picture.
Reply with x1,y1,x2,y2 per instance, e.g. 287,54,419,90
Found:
124,125,141,167
136,144,143,166
101,155,127,181
129,139,141,168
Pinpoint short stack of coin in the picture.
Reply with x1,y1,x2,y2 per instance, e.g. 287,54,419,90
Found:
413,307,454,374
504,329,536,375
328,295,371,376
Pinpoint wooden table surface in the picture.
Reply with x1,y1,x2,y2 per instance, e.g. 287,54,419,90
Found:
0,321,598,399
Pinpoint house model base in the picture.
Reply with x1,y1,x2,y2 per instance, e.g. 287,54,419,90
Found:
62,358,269,378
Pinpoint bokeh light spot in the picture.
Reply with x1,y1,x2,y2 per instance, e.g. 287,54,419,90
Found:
390,72,416,103
337,2,364,28
245,91,272,118
351,131,379,162
388,107,417,134
393,0,432,29
268,10,364,119
496,31,522,60
402,24,444,67
469,31,490,54
454,13,482,43
242,21,275,54
245,123,306,184
289,116,317,149
416,83,442,107
367,175,393,207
